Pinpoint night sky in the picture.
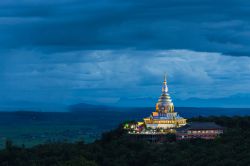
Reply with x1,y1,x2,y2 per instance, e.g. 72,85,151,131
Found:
1,0,250,110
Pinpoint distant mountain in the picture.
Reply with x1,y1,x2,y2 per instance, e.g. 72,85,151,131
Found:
68,102,250,117
68,102,156,112
115,97,156,107
68,103,114,112
1,91,250,113
115,94,250,108
0,100,67,112
175,94,250,108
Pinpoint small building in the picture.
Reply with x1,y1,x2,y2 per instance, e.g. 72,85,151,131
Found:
176,122,224,140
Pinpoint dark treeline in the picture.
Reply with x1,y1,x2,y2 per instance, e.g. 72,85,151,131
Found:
1,116,250,166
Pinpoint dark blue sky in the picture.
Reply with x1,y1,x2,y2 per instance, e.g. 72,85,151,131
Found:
1,0,250,110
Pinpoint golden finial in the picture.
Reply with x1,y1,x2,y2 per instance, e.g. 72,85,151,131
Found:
163,73,167,84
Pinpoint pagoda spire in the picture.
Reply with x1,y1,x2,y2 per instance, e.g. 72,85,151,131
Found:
163,73,167,85
162,73,168,93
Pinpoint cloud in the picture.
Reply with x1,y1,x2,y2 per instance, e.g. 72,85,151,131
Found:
0,0,250,56
1,49,250,107
1,0,250,108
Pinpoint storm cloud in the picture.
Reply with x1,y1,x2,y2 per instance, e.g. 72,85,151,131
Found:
1,49,250,108
1,0,250,109
0,0,250,55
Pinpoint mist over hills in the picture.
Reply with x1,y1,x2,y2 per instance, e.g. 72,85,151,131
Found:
1,91,250,112
0,100,67,112
0,99,250,118
116,94,250,108
68,103,250,117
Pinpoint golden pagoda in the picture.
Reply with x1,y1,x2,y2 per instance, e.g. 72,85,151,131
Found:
144,75,186,129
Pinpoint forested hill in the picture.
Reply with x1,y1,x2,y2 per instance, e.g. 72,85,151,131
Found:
0,107,249,149
1,116,250,166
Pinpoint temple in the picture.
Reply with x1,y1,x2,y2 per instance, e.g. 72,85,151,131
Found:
124,74,223,142
143,75,186,129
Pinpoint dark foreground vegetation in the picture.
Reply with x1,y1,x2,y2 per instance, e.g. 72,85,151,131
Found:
1,116,250,166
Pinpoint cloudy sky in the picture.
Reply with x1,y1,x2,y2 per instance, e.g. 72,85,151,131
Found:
1,0,250,110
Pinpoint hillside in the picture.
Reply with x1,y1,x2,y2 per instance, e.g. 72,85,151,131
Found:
0,116,250,166
0,107,250,149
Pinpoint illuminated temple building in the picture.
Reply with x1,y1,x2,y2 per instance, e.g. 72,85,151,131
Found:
143,75,186,129
124,75,223,142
